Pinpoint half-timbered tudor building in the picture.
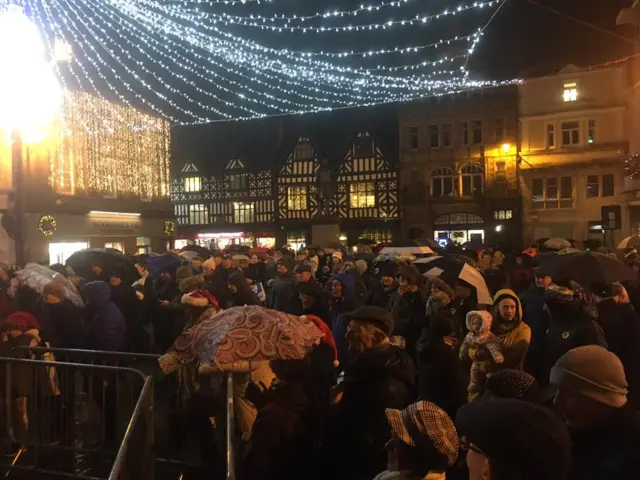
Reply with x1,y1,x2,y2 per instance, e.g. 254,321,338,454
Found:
171,109,401,249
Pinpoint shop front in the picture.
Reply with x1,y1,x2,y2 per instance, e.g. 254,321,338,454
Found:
433,212,485,247
191,231,277,251
25,211,173,264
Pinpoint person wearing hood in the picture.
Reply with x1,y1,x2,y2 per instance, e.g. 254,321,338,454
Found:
373,401,459,480
242,359,326,480
331,251,345,276
491,289,531,371
228,270,261,307
85,281,127,352
520,273,552,379
41,280,86,349
368,262,398,309
539,284,606,386
269,256,297,312
456,398,571,480
551,346,640,480
324,306,416,480
390,266,427,357
329,273,361,364
596,282,640,408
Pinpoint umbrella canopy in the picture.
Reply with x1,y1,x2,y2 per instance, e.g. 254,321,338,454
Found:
232,254,250,261
16,263,84,307
158,305,324,374
415,238,440,249
66,248,138,284
352,244,373,254
418,257,492,305
147,253,183,279
558,247,582,255
537,252,636,290
543,238,572,250
381,246,434,256
178,250,199,262
461,241,487,251
180,244,212,258
618,236,640,249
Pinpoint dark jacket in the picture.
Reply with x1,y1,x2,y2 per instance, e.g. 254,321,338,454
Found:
246,262,266,285
390,288,427,357
269,271,297,312
367,279,397,309
541,295,606,386
510,266,533,295
568,402,640,480
243,380,322,480
286,277,320,316
205,266,232,309
229,271,261,307
110,283,139,330
42,299,86,349
596,299,640,408
520,284,551,380
329,274,361,365
85,281,127,352
484,268,507,296
325,344,416,480
345,269,369,304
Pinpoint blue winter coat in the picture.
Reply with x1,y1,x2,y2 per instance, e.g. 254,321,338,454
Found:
85,281,127,352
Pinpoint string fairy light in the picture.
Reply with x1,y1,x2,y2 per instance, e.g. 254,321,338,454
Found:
11,0,516,123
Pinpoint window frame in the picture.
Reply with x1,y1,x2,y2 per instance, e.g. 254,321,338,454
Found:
188,203,209,224
602,174,614,197
293,142,313,161
429,124,440,148
588,119,596,145
353,136,374,158
563,82,578,102
495,161,506,182
561,121,580,146
461,122,469,146
546,123,556,149
408,126,419,150
442,123,453,147
494,118,505,144
287,186,308,211
460,164,484,196
531,176,573,209
228,173,247,190
472,120,483,145
349,182,377,208
184,176,202,193
431,167,455,197
233,201,255,224
586,175,599,198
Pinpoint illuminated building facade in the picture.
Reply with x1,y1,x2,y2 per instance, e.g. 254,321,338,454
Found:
0,91,172,264
171,108,400,249
398,86,521,248
519,64,630,245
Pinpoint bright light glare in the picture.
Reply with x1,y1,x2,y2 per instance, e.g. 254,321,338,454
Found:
502,143,511,153
0,6,62,142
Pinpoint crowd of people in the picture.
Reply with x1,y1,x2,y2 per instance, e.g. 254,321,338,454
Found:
0,242,640,480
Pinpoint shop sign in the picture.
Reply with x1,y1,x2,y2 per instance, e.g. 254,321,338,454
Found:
89,216,141,235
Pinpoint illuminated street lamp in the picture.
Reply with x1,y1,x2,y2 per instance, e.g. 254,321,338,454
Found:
0,6,64,265
502,143,511,154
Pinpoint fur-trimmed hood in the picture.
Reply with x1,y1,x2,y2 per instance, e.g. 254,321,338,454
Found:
466,310,493,334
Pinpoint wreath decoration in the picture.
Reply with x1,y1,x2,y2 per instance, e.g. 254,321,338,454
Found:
164,220,176,236
38,215,57,237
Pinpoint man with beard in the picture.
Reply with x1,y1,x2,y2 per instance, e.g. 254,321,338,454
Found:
323,306,415,480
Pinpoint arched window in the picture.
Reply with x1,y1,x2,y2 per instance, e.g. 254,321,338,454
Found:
432,167,454,197
461,164,483,196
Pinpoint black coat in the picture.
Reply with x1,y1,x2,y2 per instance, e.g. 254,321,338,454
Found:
205,266,232,309
417,338,466,420
243,381,322,480
229,271,261,307
286,278,320,316
366,280,397,309
540,298,606,386
568,403,640,480
246,262,266,285
42,299,86,349
390,289,427,357
110,283,139,329
596,299,640,408
325,344,416,480
520,285,551,381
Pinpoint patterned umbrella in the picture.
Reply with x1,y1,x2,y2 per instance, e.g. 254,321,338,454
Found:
543,238,572,250
158,305,324,374
417,256,493,305
16,263,84,307
617,236,640,249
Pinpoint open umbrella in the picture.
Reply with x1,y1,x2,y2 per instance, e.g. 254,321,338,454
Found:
147,253,183,279
543,238,572,250
66,248,138,284
417,257,492,305
232,254,251,262
16,263,84,307
537,252,636,290
178,250,199,262
617,236,640,249
558,247,582,255
180,244,212,258
158,306,324,374
461,241,487,251
381,246,434,256
415,238,440,249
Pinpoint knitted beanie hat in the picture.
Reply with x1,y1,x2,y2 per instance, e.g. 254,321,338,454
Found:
354,259,368,274
202,257,216,271
550,345,628,408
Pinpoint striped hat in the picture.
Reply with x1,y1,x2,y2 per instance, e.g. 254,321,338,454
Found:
385,401,459,467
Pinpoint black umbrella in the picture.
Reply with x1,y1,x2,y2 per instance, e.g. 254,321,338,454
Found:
537,252,636,290
66,248,138,284
179,244,212,258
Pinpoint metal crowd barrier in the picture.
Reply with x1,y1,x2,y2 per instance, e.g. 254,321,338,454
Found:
0,355,153,479
8,347,237,480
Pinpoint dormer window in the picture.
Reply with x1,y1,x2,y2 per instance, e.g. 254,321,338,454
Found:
184,177,201,192
563,82,578,102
